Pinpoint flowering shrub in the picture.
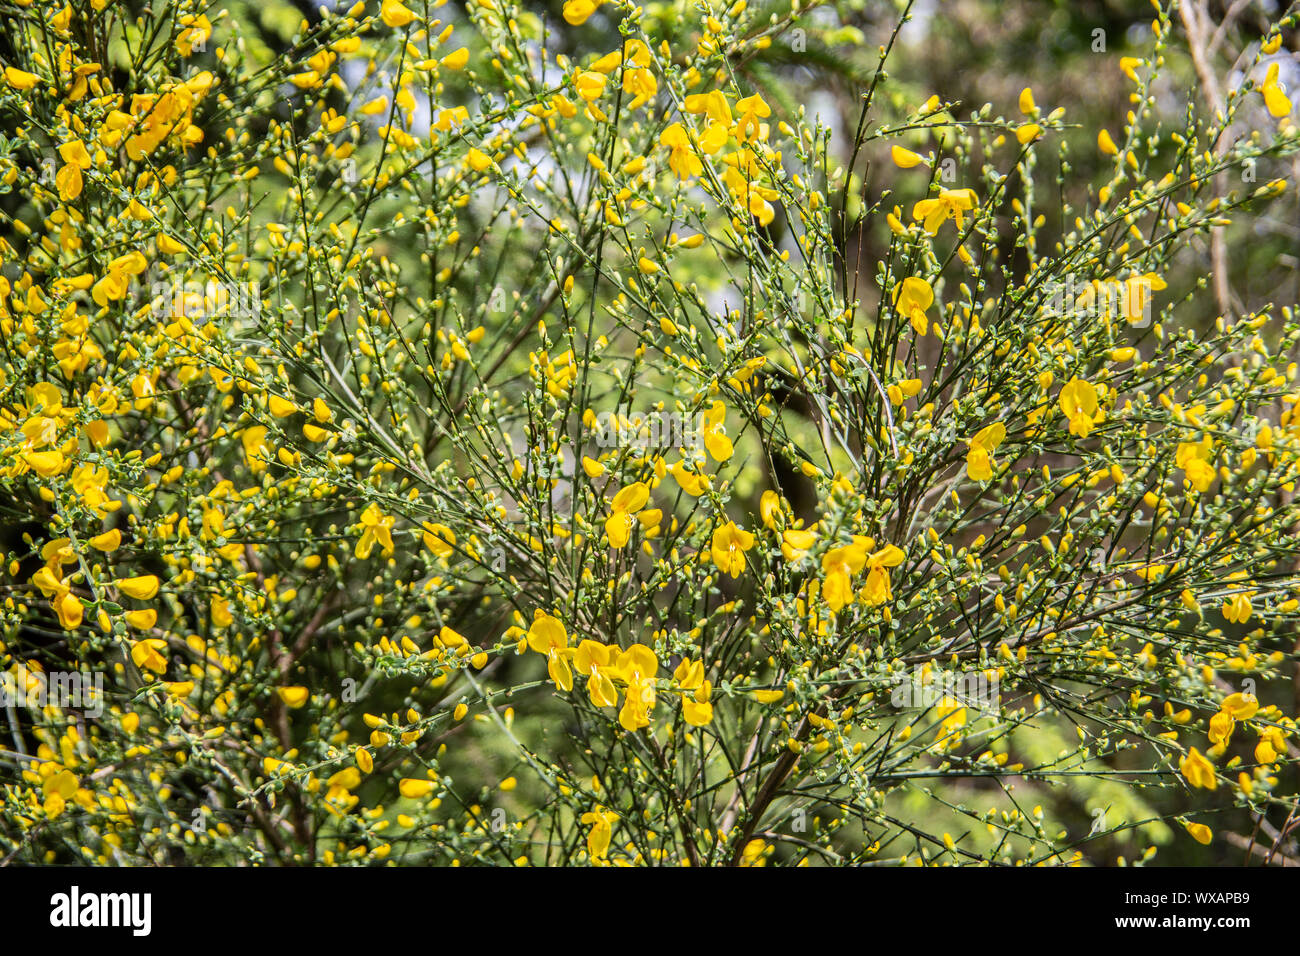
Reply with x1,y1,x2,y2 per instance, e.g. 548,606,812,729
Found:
1,0,1299,866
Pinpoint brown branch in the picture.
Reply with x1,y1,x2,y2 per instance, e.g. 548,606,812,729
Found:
1178,0,1234,316
726,708,823,866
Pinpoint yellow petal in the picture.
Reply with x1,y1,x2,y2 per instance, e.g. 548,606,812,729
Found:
891,145,926,168
116,575,160,600
277,686,310,708
399,778,436,798
88,528,122,552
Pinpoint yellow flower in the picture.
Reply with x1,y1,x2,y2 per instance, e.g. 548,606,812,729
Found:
574,71,606,103
821,539,869,612
1098,128,1118,155
862,544,905,607
912,187,977,234
1179,746,1217,790
54,591,84,630
91,250,148,307
615,644,658,731
669,459,710,496
130,638,169,674
116,575,160,600
41,538,75,567
674,658,713,725
733,93,770,141
889,379,923,406
575,640,619,707
624,39,652,69
1016,123,1041,144
893,276,933,335
562,0,600,25
684,90,732,125
4,67,40,90
623,67,657,110
891,145,926,168
605,481,649,548
759,490,783,529
1184,821,1213,845
1058,377,1100,438
1120,273,1166,323
23,449,65,477
525,608,566,655
43,772,79,820
176,14,212,56
355,503,395,559
125,609,157,630
380,0,416,28
683,684,713,726
289,70,322,90
590,51,622,74
399,778,436,798
527,610,573,691
1222,593,1252,625
1220,692,1259,720
701,400,733,462
421,522,456,557
268,394,297,417
1255,727,1286,764
211,596,233,628
325,770,361,815
781,527,817,562
580,807,618,860
661,123,703,180
610,481,649,514
710,521,754,578
605,510,636,548
1175,437,1216,492
934,697,967,749
356,747,374,774
965,421,1006,481
739,838,769,866
88,528,122,552
1261,62,1293,119
241,425,270,473
277,686,310,708
1208,710,1235,747
56,140,91,201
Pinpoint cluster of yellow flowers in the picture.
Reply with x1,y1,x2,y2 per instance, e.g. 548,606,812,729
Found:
0,0,1298,867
